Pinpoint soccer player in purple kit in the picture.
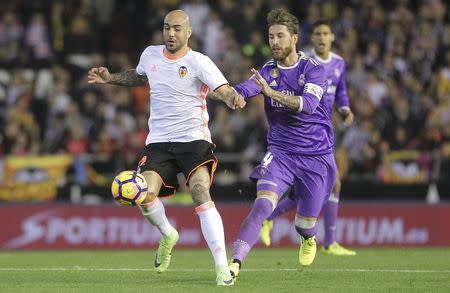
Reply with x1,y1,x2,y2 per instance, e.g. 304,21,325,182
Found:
228,8,336,278
259,20,357,256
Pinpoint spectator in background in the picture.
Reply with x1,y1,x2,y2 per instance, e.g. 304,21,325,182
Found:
0,11,23,67
24,13,51,65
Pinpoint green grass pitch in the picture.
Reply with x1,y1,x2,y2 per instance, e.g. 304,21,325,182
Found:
1,248,449,292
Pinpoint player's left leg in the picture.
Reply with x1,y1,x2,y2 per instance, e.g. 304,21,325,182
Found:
322,175,356,256
188,166,234,286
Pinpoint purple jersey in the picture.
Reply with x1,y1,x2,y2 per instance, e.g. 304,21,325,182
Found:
235,51,331,155
309,49,350,118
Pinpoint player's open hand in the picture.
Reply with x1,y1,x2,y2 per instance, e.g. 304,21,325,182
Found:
251,68,273,97
88,67,111,84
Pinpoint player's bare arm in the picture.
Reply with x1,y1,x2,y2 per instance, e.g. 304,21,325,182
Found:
88,67,148,87
208,85,246,110
251,68,301,111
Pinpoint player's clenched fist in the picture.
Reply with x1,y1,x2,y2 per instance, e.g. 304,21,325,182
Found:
88,67,111,84
231,91,246,109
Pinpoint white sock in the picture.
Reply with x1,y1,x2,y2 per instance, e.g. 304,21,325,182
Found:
195,201,228,266
139,198,172,237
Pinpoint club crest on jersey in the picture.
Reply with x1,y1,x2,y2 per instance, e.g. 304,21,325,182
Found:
270,68,279,78
298,74,305,85
178,66,188,78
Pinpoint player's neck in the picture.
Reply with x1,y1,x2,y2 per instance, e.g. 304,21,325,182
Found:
163,46,190,60
278,51,299,67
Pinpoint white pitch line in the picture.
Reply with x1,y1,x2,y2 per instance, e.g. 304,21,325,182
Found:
0,267,449,273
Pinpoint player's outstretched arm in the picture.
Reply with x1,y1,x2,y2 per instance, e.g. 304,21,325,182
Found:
88,67,148,87
209,85,246,110
250,68,301,111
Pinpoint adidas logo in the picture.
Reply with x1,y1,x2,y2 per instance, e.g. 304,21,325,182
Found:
269,80,277,87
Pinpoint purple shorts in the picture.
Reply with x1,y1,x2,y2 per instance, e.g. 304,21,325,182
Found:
250,150,336,218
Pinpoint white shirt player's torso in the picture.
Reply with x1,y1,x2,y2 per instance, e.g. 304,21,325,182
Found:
136,45,228,145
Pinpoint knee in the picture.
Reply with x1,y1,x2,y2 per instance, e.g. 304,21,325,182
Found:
256,190,278,210
142,191,158,204
190,181,211,206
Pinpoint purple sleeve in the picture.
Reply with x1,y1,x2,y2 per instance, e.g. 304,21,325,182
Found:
301,61,327,114
335,62,350,110
234,75,262,101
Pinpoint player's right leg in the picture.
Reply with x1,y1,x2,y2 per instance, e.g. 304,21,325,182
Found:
139,171,179,273
231,190,279,278
231,151,293,279
260,193,296,246
137,146,180,273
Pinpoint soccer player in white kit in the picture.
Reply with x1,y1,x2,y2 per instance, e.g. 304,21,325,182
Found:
88,10,245,286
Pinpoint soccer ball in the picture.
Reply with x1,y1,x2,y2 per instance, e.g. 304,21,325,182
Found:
111,170,148,206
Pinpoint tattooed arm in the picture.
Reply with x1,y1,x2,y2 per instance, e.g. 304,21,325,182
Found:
108,69,148,86
208,85,246,109
88,67,148,87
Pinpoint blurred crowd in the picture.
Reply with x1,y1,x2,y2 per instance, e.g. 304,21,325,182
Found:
0,0,449,186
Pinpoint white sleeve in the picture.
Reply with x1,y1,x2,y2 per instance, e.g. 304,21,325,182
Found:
135,48,148,76
197,54,228,90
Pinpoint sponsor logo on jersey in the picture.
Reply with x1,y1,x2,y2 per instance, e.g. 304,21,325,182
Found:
178,66,188,78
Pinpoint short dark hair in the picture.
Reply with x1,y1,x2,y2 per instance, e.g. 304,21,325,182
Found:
312,19,332,31
267,8,299,35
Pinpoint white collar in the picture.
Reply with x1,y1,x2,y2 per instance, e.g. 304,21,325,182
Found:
312,49,332,64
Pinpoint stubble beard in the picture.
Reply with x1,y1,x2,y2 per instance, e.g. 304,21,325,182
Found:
165,40,183,54
272,46,293,62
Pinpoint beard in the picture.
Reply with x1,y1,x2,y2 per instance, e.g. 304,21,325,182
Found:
271,46,293,61
164,40,182,53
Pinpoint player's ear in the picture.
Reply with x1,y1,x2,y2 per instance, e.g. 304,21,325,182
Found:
293,33,298,44
187,26,192,38
331,33,335,43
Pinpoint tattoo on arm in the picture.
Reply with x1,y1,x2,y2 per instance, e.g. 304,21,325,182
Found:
216,86,239,104
269,90,301,111
108,69,148,87
206,91,220,100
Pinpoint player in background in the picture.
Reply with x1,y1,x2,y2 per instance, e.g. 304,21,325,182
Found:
259,20,356,256
228,8,335,278
88,10,245,286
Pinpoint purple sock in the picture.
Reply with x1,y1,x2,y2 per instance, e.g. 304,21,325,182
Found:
267,197,296,220
232,198,274,262
323,192,339,248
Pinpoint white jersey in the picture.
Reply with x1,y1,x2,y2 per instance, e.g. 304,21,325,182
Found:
136,45,228,144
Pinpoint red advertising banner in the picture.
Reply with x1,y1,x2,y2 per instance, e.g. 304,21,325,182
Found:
0,204,449,250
